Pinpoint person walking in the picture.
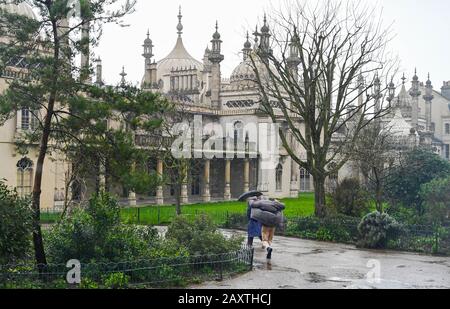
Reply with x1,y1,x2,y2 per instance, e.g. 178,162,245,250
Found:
246,197,262,247
251,197,285,260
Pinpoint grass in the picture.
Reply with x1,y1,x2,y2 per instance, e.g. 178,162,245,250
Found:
41,193,316,225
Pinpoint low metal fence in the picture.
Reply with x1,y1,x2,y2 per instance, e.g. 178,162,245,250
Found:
0,246,254,289
40,207,450,256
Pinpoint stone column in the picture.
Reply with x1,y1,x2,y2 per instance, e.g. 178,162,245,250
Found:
128,162,137,206
203,160,211,202
243,159,250,193
290,158,299,198
224,159,231,200
180,161,189,204
156,159,164,205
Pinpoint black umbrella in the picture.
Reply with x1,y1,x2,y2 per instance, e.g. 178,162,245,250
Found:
238,190,263,202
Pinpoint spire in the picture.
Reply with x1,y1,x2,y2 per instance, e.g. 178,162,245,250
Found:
261,13,269,33
177,6,183,37
424,73,434,97
143,30,154,59
401,73,406,85
287,29,301,69
426,73,432,86
209,21,224,63
120,66,127,86
387,76,396,106
410,69,421,98
95,56,103,86
423,73,434,132
242,31,252,61
413,67,419,81
213,21,221,40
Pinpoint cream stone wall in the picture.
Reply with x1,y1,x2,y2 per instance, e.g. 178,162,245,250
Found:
0,77,68,210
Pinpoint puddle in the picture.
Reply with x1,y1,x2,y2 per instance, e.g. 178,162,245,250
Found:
306,272,327,283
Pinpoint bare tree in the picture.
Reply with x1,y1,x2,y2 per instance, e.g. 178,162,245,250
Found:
150,99,201,215
250,0,398,217
350,122,398,213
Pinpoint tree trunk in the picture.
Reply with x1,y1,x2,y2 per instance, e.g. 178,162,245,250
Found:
313,175,327,218
32,108,54,269
175,183,182,215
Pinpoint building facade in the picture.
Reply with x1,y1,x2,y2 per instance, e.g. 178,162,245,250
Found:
1,4,450,209
0,2,68,210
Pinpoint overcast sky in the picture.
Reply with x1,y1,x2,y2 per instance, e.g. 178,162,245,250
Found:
94,0,450,91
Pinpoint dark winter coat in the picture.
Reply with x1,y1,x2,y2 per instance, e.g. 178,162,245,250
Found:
247,199,262,238
251,208,284,227
251,200,286,213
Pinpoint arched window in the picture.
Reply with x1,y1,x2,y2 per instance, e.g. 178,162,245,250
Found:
276,163,283,191
21,108,30,130
191,168,201,196
234,121,244,143
234,121,245,152
299,168,311,192
16,157,33,197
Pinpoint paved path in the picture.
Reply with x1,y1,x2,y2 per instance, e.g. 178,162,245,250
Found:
191,229,450,289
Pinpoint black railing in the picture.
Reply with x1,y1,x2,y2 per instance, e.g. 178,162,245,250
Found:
0,247,254,289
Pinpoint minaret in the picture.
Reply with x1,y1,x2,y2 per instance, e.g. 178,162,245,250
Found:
409,69,421,129
80,18,90,83
386,77,396,108
286,31,301,82
357,74,365,107
373,73,382,115
95,57,103,86
120,66,127,87
177,6,183,38
142,30,157,89
242,32,252,61
208,21,224,109
258,14,272,62
423,73,434,132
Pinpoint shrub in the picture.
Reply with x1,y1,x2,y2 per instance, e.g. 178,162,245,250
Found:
285,215,358,243
420,176,450,226
385,148,450,214
329,178,370,217
102,272,130,289
358,211,403,249
45,192,160,264
166,214,243,255
0,181,33,264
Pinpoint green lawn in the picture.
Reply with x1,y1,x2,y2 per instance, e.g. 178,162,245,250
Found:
120,193,315,225
41,193,315,225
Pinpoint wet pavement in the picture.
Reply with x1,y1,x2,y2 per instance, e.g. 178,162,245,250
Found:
189,229,450,289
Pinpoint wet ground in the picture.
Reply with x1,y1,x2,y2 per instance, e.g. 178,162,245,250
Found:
188,229,450,289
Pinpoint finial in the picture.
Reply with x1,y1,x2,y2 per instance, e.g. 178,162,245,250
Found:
212,21,221,40
177,6,183,37
261,14,270,33
426,73,432,86
244,31,252,49
401,73,406,85
147,29,150,38
120,66,127,85
412,68,419,81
